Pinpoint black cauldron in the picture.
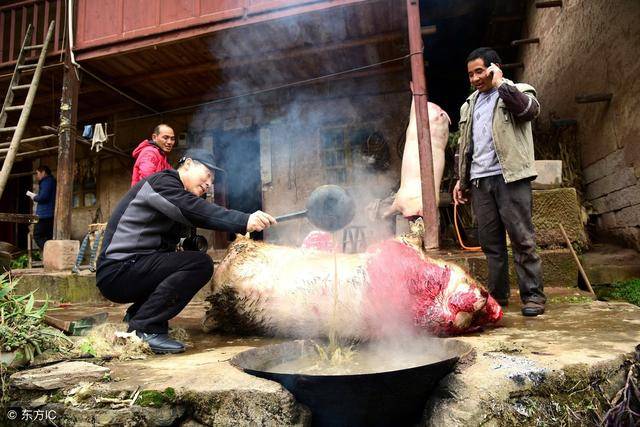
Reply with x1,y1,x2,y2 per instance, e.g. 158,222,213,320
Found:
231,339,471,427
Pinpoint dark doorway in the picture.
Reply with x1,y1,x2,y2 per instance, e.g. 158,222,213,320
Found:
213,127,263,240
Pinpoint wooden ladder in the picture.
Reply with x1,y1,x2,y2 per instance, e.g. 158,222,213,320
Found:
0,21,56,200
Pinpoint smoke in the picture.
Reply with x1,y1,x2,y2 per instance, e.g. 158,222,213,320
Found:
183,9,410,247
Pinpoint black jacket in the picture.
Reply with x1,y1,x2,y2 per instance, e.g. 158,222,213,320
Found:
98,169,249,269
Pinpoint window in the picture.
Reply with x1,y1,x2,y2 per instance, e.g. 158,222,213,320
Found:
73,158,98,208
320,126,372,184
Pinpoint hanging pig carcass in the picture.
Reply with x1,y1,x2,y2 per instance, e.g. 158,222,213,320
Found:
386,100,451,218
203,224,502,338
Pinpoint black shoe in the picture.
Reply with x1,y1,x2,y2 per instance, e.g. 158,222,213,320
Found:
521,302,545,317
136,332,185,354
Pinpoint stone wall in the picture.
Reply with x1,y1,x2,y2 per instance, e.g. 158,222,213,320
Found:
516,0,640,249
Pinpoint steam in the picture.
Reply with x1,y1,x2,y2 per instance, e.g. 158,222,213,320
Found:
183,11,411,247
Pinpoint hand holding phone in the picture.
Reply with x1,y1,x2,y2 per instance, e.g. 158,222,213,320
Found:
487,63,504,88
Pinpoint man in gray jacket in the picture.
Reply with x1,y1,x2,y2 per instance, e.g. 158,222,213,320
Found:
453,47,546,317
97,149,276,353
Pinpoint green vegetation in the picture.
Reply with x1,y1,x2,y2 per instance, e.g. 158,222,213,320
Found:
136,388,177,407
10,251,41,269
609,278,640,307
548,295,593,304
0,273,72,409
0,273,71,360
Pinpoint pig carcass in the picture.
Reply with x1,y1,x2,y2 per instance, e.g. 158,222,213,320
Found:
386,100,451,218
203,224,502,338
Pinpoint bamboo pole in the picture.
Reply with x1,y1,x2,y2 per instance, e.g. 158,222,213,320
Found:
559,223,596,297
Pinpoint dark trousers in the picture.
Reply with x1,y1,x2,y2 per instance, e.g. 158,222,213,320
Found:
97,251,213,334
471,175,546,304
34,217,53,250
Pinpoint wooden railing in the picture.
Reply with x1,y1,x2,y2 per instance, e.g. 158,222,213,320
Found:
0,0,64,68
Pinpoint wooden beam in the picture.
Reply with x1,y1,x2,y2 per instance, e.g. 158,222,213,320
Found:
421,25,436,36
113,30,406,87
511,37,540,46
53,55,79,240
501,62,525,69
0,213,39,224
575,93,613,103
406,0,438,249
156,63,406,111
0,146,58,160
536,0,562,8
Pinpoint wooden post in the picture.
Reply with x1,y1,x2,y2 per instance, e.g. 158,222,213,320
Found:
406,0,439,249
53,49,79,239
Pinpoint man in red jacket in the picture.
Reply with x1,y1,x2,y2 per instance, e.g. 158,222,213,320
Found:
131,124,175,186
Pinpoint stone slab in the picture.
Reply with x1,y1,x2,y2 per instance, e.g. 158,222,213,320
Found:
12,269,106,303
11,361,110,390
424,300,640,425
103,345,310,426
43,240,80,271
532,160,562,189
532,188,589,249
580,243,640,284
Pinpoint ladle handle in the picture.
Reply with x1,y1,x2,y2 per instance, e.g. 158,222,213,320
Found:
274,210,308,222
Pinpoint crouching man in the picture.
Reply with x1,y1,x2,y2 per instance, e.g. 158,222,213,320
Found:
97,149,276,353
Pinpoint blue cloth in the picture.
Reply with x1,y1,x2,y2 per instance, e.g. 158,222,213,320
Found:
470,88,503,180
34,175,56,219
82,125,93,139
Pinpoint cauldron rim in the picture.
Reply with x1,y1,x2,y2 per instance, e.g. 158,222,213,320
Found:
230,338,472,378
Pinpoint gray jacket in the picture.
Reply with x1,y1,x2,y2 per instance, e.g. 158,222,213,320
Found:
98,169,249,268
457,79,540,190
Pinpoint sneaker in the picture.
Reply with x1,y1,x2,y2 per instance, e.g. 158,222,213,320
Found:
136,332,185,354
521,301,545,317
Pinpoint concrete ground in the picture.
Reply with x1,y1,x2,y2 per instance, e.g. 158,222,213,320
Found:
7,242,640,425
10,286,639,426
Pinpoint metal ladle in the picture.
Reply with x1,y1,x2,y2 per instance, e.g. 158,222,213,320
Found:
275,185,356,232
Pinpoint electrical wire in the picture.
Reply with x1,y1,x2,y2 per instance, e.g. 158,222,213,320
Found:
453,203,482,251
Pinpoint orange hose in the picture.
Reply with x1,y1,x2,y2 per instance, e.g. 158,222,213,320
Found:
453,203,482,251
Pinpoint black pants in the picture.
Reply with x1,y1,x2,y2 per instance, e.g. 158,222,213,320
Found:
97,251,213,334
471,175,546,304
34,217,53,250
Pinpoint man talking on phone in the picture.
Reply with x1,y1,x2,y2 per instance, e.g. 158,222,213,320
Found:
452,47,546,317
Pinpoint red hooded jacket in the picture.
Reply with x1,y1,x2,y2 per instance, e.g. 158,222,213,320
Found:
131,139,172,186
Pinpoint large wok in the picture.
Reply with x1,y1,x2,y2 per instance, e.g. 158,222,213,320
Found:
231,339,471,427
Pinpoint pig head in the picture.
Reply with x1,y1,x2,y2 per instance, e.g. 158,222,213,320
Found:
387,100,451,218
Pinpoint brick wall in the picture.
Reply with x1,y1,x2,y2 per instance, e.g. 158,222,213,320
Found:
517,0,640,249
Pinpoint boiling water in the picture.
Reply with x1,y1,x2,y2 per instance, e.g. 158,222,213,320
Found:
318,233,356,365
266,343,447,375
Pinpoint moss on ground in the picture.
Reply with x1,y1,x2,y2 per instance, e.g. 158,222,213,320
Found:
609,278,640,307
136,388,176,407
480,361,630,426
548,295,593,304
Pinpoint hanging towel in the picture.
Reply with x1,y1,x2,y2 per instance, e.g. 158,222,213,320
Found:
92,123,107,152
82,124,93,139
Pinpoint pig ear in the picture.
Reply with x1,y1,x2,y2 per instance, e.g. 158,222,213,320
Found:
440,111,452,125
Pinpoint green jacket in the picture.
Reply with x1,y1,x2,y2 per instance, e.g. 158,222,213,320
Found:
457,79,539,190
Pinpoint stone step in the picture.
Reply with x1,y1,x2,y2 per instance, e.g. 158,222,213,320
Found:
579,243,640,285
441,248,578,288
